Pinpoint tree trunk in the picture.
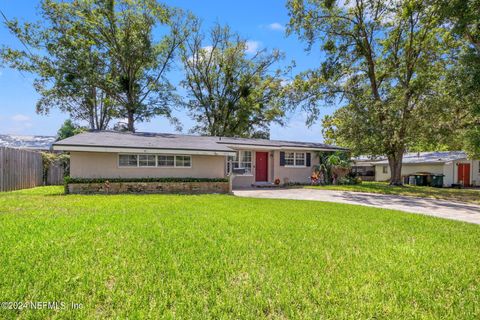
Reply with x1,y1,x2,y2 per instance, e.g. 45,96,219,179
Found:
127,110,135,132
388,149,404,186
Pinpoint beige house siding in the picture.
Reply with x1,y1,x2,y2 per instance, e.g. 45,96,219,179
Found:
272,150,318,185
230,149,272,188
70,149,326,188
230,150,318,188
70,152,226,179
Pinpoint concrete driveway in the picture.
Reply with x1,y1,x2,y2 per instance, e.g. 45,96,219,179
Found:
233,188,480,225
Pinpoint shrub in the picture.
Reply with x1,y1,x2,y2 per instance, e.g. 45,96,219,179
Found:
64,177,229,185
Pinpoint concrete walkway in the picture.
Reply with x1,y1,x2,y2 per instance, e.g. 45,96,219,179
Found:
233,188,480,225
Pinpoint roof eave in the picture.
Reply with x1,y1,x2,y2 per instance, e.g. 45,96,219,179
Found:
52,144,236,156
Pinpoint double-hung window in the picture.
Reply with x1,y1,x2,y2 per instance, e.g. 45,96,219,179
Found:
228,151,252,175
285,152,306,167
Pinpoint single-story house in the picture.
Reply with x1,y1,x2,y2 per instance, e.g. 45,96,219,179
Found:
53,131,346,190
354,151,479,187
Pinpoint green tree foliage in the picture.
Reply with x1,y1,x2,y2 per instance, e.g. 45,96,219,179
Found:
2,0,193,132
287,0,451,185
56,119,85,141
436,0,480,157
1,0,117,130
180,23,290,138
82,0,193,132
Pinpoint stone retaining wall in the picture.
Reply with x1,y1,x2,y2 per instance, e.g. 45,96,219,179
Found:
67,181,230,194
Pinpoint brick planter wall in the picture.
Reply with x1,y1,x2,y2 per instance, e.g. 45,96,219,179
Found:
67,181,230,194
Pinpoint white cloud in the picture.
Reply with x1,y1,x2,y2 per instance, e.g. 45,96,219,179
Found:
201,45,213,53
11,114,31,122
267,22,285,31
245,40,261,54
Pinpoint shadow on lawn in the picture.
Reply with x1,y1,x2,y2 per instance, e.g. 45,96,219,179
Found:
331,191,480,215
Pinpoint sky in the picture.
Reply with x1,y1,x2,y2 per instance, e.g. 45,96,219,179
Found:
0,0,336,141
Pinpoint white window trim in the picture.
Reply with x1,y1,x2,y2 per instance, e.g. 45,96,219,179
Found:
138,154,157,168
156,155,175,168
118,154,192,169
285,152,307,168
228,150,253,176
174,155,193,168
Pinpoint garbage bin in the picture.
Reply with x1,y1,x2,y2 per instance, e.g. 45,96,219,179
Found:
408,175,416,185
415,175,425,186
431,175,444,188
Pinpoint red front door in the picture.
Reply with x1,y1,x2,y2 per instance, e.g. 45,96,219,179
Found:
255,152,268,182
458,163,471,186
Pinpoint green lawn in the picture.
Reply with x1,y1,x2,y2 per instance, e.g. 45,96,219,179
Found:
1,187,479,319
305,181,480,204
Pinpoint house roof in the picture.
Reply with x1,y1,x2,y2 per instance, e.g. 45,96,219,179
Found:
0,134,56,150
53,130,346,155
372,151,468,165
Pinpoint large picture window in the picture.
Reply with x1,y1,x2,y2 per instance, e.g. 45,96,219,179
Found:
119,154,191,168
285,152,306,167
228,151,252,175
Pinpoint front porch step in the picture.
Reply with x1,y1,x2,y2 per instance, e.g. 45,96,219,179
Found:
251,182,280,188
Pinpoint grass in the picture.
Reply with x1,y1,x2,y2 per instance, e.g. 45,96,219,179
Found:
0,187,479,319
305,181,480,204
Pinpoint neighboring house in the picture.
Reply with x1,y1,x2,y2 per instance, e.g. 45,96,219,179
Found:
52,131,346,188
0,134,56,151
351,155,385,181
353,151,480,187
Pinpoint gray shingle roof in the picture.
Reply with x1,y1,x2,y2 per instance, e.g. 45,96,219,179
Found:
53,130,346,153
0,134,56,150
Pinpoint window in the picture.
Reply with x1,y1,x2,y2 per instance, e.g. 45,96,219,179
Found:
175,155,191,167
285,152,295,166
118,154,192,168
285,152,306,167
228,151,252,174
382,165,388,174
295,152,305,166
158,155,175,167
139,154,156,167
119,154,138,167
478,161,480,173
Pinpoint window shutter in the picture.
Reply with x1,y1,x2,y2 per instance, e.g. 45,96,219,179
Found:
306,153,311,167
280,152,285,166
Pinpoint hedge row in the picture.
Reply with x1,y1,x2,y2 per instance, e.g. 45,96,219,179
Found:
65,177,229,184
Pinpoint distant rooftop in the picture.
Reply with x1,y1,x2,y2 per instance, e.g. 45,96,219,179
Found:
372,151,468,165
53,130,347,153
0,134,56,150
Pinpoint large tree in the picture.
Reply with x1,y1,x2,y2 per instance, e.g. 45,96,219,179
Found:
287,0,450,185
82,0,192,132
180,23,289,138
1,0,117,130
436,0,480,158
2,0,192,132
